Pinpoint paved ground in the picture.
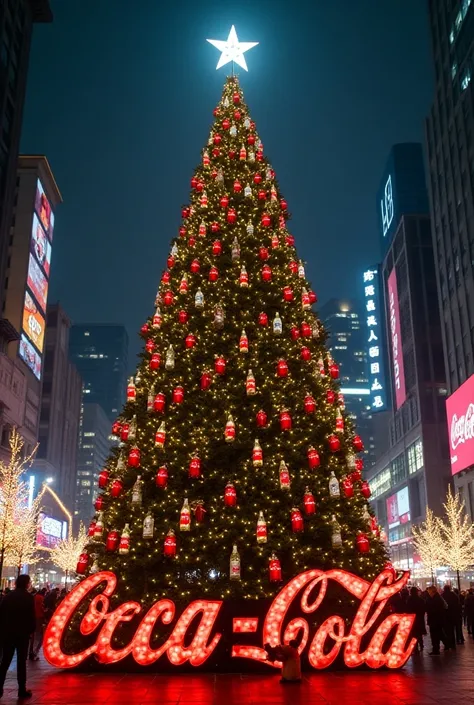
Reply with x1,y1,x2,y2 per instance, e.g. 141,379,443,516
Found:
1,638,474,704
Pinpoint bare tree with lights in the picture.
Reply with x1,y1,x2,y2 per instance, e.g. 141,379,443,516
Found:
438,487,474,590
50,523,88,588
411,508,443,584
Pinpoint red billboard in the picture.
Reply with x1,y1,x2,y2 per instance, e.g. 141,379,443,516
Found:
387,268,406,409
446,373,474,475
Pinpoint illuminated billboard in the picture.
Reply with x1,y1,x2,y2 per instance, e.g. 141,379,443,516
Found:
22,291,45,352
26,253,48,314
36,512,67,550
31,213,51,277
387,268,406,409
446,373,474,475
19,333,42,379
386,486,410,529
35,179,55,242
363,266,388,411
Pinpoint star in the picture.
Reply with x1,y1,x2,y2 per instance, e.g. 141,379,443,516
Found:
207,25,258,72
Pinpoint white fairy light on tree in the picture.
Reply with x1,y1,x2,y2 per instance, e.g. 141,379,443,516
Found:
50,523,88,586
438,487,474,589
411,507,443,584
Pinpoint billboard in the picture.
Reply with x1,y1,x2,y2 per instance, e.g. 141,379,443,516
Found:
36,512,67,550
446,373,474,475
35,179,55,241
386,486,410,529
31,213,51,277
363,266,388,411
387,267,406,409
26,253,48,314
19,333,42,379
22,291,45,352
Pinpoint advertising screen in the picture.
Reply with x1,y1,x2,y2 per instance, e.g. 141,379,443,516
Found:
19,333,42,379
386,486,410,529
446,373,474,475
387,268,406,409
26,253,48,313
30,213,51,277
363,266,388,411
36,513,67,550
22,291,45,352
34,179,55,242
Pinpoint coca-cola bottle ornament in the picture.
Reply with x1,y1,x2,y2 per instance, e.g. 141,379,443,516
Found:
90,557,100,574
331,515,342,549
76,552,89,575
180,498,191,531
279,460,291,489
298,260,305,278
338,392,345,410
303,487,316,515
194,500,206,523
256,511,267,543
179,273,188,293
106,529,120,552
252,439,263,467
142,513,154,539
118,524,131,555
291,507,304,532
195,288,204,309
93,512,104,539
214,305,225,329
240,266,249,287
307,446,320,469
329,471,340,498
362,505,372,528
335,408,344,433
127,377,136,403
232,236,241,261
230,545,241,581
301,288,311,310
156,464,168,488
147,388,154,413
225,415,235,443
239,329,249,353
224,482,237,507
189,455,201,479
165,345,175,371
131,475,143,506
155,422,166,448
273,312,283,335
269,553,282,582
246,370,256,396
164,529,177,557
356,532,370,554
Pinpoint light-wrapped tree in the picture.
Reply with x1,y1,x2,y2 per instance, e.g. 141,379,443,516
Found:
439,487,474,589
50,523,88,586
411,508,443,583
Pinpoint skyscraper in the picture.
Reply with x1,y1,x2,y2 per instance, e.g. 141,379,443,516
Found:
426,0,474,507
69,325,128,422
0,0,52,314
75,403,110,525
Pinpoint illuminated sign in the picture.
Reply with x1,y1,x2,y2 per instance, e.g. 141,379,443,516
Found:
37,513,67,550
26,253,48,314
386,487,410,530
363,267,387,411
31,213,51,277
19,333,42,380
446,373,474,475
44,568,416,671
387,268,406,409
381,175,394,237
22,291,45,353
35,179,55,242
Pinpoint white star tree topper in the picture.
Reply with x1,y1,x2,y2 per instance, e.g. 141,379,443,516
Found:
207,25,258,72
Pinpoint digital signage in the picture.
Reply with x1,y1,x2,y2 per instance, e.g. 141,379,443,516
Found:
22,291,45,353
35,179,55,242
387,267,406,409
446,373,474,475
386,486,410,529
363,266,388,411
26,253,48,314
36,512,67,550
31,212,51,277
19,333,42,379
380,175,394,238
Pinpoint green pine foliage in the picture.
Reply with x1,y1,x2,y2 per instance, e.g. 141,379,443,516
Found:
91,76,388,603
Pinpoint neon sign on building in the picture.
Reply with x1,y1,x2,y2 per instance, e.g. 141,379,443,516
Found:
44,568,415,671
363,267,387,411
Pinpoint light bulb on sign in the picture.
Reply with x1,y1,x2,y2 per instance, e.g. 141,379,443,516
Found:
207,25,258,71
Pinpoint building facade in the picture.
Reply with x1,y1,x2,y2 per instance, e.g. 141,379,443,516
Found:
366,144,451,572
75,403,111,525
426,0,474,503
69,324,128,422
35,304,82,510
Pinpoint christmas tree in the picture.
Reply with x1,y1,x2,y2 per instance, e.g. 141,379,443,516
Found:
87,76,387,604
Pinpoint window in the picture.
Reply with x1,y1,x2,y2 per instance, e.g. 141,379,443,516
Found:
407,439,424,474
391,453,407,485
369,468,391,499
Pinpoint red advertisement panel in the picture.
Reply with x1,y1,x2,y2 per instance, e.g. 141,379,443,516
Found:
446,373,474,475
387,268,406,409
26,253,48,313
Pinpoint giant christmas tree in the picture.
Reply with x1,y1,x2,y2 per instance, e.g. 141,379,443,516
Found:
83,75,388,608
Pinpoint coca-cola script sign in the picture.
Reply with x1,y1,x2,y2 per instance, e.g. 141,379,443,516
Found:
446,373,474,474
43,568,416,671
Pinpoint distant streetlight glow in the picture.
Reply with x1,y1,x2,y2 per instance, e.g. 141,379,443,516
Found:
207,26,258,72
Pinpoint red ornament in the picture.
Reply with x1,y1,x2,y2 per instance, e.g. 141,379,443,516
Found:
227,207,237,224
304,394,316,414
228,149,236,159
153,392,166,413
211,222,220,233
301,347,311,361
188,236,196,248
164,530,177,558
253,440,263,467
240,267,249,287
181,207,190,218
172,386,184,404
215,356,226,375
269,554,282,583
150,353,161,371
110,479,123,498
256,409,267,428
163,290,174,306
291,327,300,341
271,234,279,248
303,488,316,515
224,483,237,507
327,390,336,404
209,265,219,282
94,496,104,512
155,465,168,488
128,447,141,468
361,481,371,499
88,520,97,538
286,233,295,247
342,476,354,498
291,508,304,533
213,133,222,145
106,530,120,553
212,148,220,159
277,359,288,378
356,533,370,554
301,322,311,337
258,189,266,201
328,435,341,452
233,92,240,104
259,246,269,260
178,310,189,324
248,134,256,145
185,333,196,350
167,255,175,269
280,198,288,211
234,180,242,192
355,458,364,472
111,421,121,437
190,259,200,273
212,240,222,256
307,446,320,469
261,213,271,227
329,362,340,379
309,290,317,304
155,423,166,448
254,173,262,184
261,264,272,281
220,194,229,208
189,456,201,479
195,181,204,192
145,339,154,353
200,371,212,390
179,227,186,238
289,260,298,275
162,271,170,284
76,553,89,575
280,409,292,431
98,469,109,489
222,118,230,130
194,502,206,523
140,323,148,336
191,176,198,189
353,435,364,452
283,286,294,302
258,312,268,326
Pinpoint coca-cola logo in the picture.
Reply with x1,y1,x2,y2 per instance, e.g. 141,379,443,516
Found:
450,403,474,450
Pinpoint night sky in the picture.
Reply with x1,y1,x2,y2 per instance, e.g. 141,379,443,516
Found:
21,1,434,367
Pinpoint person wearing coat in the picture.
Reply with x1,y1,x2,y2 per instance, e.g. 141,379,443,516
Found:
426,586,448,655
0,574,36,699
406,586,427,651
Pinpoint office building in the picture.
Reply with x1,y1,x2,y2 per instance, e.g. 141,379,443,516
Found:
69,325,128,422
75,403,111,525
426,0,474,505
366,144,451,572
0,1,53,314
319,298,377,466
35,304,82,509
0,154,60,460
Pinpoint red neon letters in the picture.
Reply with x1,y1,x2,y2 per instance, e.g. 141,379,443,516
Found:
43,568,416,670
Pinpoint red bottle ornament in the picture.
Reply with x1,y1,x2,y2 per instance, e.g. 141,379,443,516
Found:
258,312,268,326
338,392,345,410
94,496,104,512
356,532,370,554
291,507,304,533
76,552,89,575
189,455,201,479
227,207,237,224
303,488,316,515
145,339,155,354
220,194,229,208
209,265,219,282
261,264,272,281
301,346,311,362
111,421,121,437
353,435,364,452
106,530,120,553
246,370,256,396
279,460,291,489
127,377,136,403
269,553,282,583
252,439,263,467
233,91,240,104
225,415,235,443
128,447,141,468
304,393,316,414
215,356,226,375
153,392,166,413
283,286,294,302
327,389,336,404
212,239,222,255
280,409,292,431
194,501,206,523
190,259,200,274
150,353,160,371
200,370,212,390
253,172,262,185
342,476,354,498
98,468,109,489
88,520,97,538
239,145,247,160
329,362,340,379
110,478,123,498
172,385,184,404
302,289,311,310
155,422,166,449
271,234,279,248
289,260,298,275
301,321,311,337
164,530,177,558
259,246,269,260
361,481,371,499
185,333,196,349
178,309,188,324
118,526,130,555
307,446,320,469
234,179,242,192
256,409,267,428
162,271,171,285
224,482,237,507
328,434,341,452
239,266,249,287
239,329,249,353
211,222,220,233
261,213,271,227
155,465,168,488
277,359,289,378
336,408,344,432
256,511,267,543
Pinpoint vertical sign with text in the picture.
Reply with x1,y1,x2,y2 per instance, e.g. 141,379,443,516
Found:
363,267,387,411
387,267,406,410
